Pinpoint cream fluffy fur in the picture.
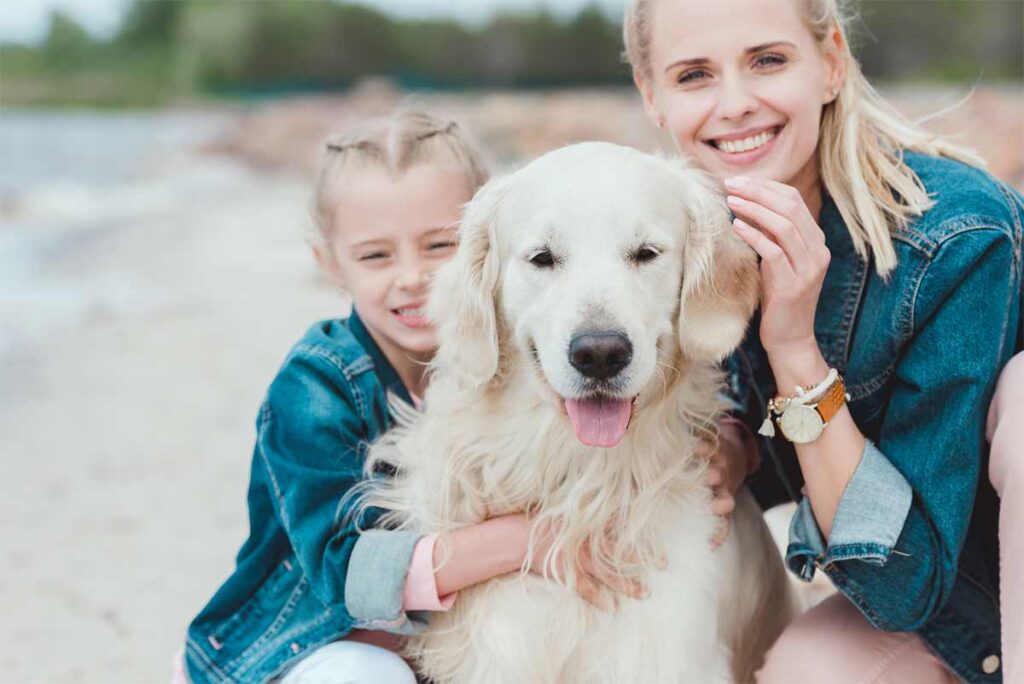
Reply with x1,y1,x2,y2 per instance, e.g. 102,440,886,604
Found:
359,143,794,683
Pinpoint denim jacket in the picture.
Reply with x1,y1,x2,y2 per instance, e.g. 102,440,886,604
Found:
185,311,431,684
729,152,1023,683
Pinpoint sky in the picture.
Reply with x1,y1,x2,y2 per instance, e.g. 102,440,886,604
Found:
0,0,627,45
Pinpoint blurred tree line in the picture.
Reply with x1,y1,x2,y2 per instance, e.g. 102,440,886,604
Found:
1,0,1021,107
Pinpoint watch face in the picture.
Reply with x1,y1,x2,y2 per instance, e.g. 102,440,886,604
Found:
779,405,825,443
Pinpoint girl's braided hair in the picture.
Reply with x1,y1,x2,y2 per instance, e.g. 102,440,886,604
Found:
311,111,489,243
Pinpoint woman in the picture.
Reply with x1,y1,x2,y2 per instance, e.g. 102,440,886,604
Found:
623,0,1023,681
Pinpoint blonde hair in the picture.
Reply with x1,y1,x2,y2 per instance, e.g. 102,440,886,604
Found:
624,0,986,277
310,110,489,243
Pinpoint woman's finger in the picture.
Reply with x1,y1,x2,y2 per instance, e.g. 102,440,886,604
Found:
711,519,731,549
704,466,725,487
728,177,825,245
710,493,736,516
732,218,796,282
728,194,810,272
694,439,715,460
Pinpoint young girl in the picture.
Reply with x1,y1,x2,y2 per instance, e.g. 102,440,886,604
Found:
178,111,636,684
623,0,1023,682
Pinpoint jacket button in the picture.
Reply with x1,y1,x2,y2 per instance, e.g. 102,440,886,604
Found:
982,655,1000,674
290,642,301,655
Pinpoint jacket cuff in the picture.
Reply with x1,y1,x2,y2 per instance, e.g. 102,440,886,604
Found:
345,529,429,633
786,439,913,581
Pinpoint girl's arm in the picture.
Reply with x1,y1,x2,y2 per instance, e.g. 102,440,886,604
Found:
430,515,529,597
260,351,423,624
428,514,646,606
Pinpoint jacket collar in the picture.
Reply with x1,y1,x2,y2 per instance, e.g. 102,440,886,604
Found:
815,192,870,372
349,308,414,407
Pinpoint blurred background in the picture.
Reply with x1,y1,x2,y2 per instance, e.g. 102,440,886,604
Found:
1,1,1021,681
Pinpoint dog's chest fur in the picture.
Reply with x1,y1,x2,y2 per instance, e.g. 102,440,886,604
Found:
369,371,734,683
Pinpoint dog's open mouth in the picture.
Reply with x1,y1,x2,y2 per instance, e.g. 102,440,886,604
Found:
564,394,634,448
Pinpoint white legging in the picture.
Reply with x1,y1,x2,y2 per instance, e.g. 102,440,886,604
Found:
275,640,416,684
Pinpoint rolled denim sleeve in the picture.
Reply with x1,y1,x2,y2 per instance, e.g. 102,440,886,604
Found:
257,352,411,627
786,440,912,580
345,530,430,633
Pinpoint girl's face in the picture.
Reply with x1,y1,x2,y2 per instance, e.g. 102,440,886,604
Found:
636,0,843,194
319,164,472,363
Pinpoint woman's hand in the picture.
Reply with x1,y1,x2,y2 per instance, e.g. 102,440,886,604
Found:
700,418,758,548
725,176,831,362
522,516,649,608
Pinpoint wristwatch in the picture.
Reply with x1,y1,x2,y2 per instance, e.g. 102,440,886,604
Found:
771,373,848,444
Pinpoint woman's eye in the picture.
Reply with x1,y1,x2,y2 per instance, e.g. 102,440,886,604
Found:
677,69,709,84
631,246,661,264
754,53,786,68
359,252,389,262
528,250,556,268
428,241,457,252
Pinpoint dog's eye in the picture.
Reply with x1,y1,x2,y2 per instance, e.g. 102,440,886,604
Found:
630,246,661,264
528,250,557,268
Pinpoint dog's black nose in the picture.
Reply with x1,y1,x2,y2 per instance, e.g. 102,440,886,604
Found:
569,332,633,380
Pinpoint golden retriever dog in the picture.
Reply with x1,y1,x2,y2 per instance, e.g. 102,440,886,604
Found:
361,142,794,683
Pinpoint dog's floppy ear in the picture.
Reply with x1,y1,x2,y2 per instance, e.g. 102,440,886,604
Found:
676,166,760,363
428,175,509,390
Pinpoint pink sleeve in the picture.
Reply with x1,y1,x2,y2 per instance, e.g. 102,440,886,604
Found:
402,534,457,611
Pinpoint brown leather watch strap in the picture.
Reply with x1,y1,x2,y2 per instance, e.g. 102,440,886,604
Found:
814,375,847,423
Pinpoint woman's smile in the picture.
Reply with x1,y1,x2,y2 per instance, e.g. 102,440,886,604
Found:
704,123,785,167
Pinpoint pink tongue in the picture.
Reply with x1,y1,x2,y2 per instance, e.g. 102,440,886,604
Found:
565,397,633,448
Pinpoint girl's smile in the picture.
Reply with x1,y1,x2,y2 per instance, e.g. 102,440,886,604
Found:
391,301,431,329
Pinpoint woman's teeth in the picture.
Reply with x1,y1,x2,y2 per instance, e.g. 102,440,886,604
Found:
715,128,777,154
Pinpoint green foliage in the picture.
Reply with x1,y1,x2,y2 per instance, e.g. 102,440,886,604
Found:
853,0,1023,82
2,0,1020,107
118,0,181,48
43,11,98,70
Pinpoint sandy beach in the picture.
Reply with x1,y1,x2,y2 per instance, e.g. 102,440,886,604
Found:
1,132,343,681
2,86,1021,683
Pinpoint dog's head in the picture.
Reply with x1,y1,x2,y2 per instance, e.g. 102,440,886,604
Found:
429,142,758,448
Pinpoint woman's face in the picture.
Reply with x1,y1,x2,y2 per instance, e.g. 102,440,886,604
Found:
636,0,843,193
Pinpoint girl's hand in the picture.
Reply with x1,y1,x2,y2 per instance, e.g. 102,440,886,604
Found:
724,176,831,359
521,515,649,608
699,419,757,549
